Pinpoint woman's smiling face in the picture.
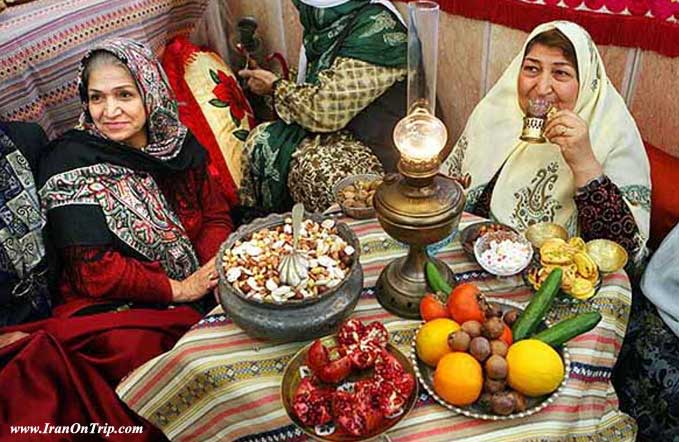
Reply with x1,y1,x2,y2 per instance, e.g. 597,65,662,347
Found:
518,43,579,114
86,63,147,149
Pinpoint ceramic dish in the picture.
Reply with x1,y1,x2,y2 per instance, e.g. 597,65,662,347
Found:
473,230,534,277
524,222,569,249
333,174,383,220
458,221,518,259
216,212,363,343
411,297,571,421
586,239,628,273
281,336,418,441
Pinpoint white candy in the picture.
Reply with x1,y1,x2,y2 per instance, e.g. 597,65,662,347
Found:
265,278,279,291
247,277,260,291
226,267,242,283
317,255,335,268
479,239,531,274
245,244,262,257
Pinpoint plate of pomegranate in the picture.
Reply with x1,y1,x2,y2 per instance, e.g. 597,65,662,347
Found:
281,319,418,441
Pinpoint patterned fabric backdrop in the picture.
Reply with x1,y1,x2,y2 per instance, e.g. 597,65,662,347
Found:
427,0,679,56
0,0,209,138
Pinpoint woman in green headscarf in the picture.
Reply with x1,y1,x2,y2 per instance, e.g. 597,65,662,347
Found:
239,0,407,212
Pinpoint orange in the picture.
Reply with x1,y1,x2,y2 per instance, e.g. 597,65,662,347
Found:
415,318,460,367
433,352,483,406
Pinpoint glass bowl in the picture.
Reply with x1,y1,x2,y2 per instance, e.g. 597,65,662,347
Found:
474,230,534,276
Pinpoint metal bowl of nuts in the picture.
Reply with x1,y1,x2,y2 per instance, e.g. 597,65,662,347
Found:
216,211,364,343
333,174,383,219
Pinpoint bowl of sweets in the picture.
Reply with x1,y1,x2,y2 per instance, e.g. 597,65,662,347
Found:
333,174,383,220
217,211,363,343
473,230,534,277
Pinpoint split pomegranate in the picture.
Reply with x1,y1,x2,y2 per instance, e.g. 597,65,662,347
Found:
292,378,334,426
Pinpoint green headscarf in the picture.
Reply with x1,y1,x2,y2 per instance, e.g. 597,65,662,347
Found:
249,0,406,211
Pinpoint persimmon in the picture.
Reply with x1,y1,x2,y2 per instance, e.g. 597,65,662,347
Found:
419,293,449,322
446,283,485,324
499,323,513,347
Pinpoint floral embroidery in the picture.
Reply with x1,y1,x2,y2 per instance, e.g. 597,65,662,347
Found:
359,11,397,38
209,69,254,141
564,213,579,238
383,32,407,46
41,164,199,280
444,135,468,177
591,78,599,92
464,185,484,214
510,162,562,229
620,185,651,212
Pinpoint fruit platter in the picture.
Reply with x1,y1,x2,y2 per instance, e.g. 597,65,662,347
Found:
415,264,602,420
281,319,418,440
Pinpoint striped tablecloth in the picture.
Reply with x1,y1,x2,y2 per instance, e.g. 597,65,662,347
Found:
116,213,637,442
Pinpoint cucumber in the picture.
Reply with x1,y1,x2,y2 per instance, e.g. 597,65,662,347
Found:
533,311,602,347
512,267,562,341
425,262,453,294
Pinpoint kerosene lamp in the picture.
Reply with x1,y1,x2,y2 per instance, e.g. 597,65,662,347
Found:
374,0,466,319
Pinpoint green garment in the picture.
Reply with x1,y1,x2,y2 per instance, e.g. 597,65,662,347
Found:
249,1,406,211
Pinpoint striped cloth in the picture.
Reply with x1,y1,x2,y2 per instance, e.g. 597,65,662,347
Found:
116,213,637,442
0,0,209,138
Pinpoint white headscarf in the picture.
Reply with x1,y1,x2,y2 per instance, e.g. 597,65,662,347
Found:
442,21,650,250
296,0,405,83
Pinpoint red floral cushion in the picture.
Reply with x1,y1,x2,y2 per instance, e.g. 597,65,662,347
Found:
162,36,255,207
645,141,679,249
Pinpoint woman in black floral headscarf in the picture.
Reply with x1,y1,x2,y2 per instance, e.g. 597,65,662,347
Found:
40,38,233,315
0,39,233,441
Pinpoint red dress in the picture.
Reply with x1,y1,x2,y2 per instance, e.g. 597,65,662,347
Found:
0,170,233,442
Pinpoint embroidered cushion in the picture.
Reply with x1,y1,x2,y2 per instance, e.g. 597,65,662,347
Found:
645,140,679,249
162,36,255,207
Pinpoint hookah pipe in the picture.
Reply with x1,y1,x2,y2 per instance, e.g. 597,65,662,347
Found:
235,43,289,80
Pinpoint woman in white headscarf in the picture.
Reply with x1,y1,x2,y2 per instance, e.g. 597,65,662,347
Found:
442,21,651,260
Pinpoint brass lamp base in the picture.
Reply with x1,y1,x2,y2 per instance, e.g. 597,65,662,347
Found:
374,171,465,319
376,253,455,319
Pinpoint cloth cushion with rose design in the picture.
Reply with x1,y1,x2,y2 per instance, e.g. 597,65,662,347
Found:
162,36,255,207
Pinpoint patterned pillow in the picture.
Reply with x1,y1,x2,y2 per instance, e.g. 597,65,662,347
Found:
162,36,255,207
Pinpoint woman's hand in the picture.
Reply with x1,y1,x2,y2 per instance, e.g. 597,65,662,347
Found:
544,109,603,187
545,109,603,187
170,257,219,303
0,331,30,349
238,68,278,96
